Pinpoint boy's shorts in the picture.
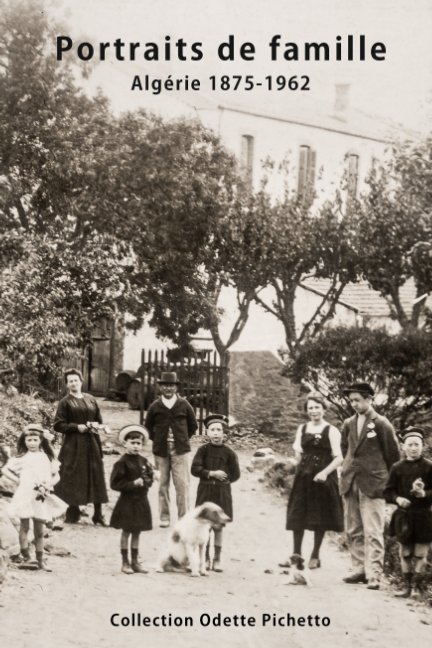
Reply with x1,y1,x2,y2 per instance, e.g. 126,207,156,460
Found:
400,542,430,558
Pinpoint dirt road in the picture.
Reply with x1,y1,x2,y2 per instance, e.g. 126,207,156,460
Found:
1,402,431,648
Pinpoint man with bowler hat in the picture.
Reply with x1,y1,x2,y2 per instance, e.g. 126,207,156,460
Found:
145,371,198,527
340,382,400,590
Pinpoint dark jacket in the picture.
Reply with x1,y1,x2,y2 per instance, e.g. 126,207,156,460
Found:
384,457,432,544
340,409,400,498
145,396,198,457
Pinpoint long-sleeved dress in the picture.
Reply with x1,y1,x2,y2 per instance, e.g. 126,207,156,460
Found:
286,424,344,531
110,454,153,532
191,443,240,520
5,452,67,521
384,457,432,544
53,394,108,506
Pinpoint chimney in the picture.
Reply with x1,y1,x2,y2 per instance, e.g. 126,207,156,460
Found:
334,83,350,121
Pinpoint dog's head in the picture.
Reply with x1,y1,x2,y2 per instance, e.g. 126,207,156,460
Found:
197,502,231,530
290,553,305,570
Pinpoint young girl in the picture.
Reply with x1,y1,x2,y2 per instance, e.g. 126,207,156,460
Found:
2,423,67,571
283,393,344,569
191,414,240,572
110,424,154,574
384,426,432,599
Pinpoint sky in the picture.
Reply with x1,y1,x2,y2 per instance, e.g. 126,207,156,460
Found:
51,0,432,132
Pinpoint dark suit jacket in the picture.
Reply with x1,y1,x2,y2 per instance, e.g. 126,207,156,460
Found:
145,396,198,457
340,408,400,498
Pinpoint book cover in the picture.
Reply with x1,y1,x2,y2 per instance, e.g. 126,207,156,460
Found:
0,1,431,647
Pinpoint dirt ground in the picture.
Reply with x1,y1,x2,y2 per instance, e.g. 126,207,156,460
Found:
1,401,431,648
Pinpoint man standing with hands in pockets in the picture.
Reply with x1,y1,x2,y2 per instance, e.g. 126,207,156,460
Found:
340,382,400,590
145,372,198,528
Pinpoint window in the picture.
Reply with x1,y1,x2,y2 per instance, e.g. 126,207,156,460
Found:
297,145,316,199
240,135,254,188
347,153,359,200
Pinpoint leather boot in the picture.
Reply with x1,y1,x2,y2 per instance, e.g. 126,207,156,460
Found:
121,549,134,574
92,504,107,526
213,545,223,572
410,573,426,600
65,505,80,523
36,551,52,572
131,549,148,573
394,573,412,598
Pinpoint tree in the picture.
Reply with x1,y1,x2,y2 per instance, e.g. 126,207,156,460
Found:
287,324,432,425
0,0,147,384
355,135,432,328
113,110,255,354
0,0,254,380
247,167,358,356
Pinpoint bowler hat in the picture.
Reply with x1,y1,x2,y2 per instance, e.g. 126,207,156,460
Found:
157,371,180,385
204,414,229,429
118,424,149,445
399,426,424,443
343,382,375,397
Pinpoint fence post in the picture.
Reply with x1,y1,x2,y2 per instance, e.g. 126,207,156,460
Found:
139,349,145,425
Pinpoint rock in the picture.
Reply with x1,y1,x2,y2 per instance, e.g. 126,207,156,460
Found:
44,543,73,557
250,457,275,471
253,447,275,458
0,550,9,583
0,498,19,554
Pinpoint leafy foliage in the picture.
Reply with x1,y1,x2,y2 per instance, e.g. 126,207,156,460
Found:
249,166,358,354
287,325,432,426
354,136,432,327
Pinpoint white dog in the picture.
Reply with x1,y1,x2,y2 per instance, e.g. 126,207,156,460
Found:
156,502,231,577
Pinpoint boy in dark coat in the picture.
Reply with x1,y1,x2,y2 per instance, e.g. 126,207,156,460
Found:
110,425,154,574
191,414,240,572
384,427,432,599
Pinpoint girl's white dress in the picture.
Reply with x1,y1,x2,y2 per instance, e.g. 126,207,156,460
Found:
6,452,67,521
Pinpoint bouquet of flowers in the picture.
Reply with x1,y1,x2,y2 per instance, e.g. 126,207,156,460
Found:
86,421,111,435
34,482,48,502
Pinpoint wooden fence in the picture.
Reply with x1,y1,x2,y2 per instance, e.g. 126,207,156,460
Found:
136,349,229,433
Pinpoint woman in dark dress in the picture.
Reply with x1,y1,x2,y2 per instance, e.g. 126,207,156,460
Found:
54,368,108,524
191,414,240,572
283,393,344,569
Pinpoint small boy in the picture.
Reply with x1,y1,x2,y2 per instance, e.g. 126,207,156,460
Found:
110,424,154,574
384,426,432,598
191,414,240,572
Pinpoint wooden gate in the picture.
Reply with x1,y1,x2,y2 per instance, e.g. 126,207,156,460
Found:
137,349,229,433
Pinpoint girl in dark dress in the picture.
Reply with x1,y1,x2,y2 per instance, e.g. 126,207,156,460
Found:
191,414,240,572
283,393,344,569
110,425,154,574
54,369,108,524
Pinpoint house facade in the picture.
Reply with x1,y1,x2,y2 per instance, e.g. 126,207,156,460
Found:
123,86,405,369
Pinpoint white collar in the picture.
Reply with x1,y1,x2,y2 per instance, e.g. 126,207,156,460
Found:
161,394,178,409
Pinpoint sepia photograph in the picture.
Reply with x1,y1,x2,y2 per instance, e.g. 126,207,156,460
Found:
0,1,431,646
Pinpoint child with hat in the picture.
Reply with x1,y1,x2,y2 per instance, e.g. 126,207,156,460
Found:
110,425,155,574
384,426,432,599
191,414,240,572
1,423,67,571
